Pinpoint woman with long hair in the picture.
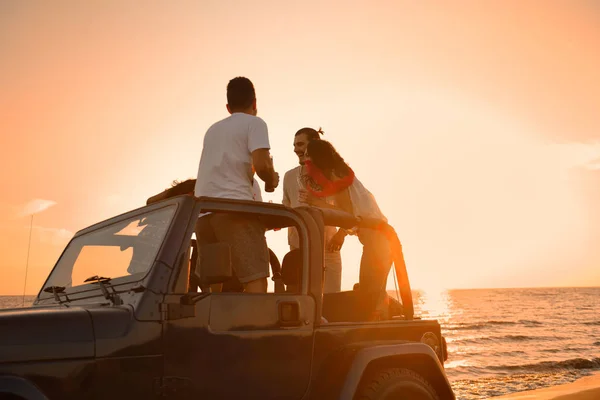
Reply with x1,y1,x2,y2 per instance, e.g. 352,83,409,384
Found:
299,139,392,320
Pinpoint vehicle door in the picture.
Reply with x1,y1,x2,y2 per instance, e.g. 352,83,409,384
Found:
163,202,316,400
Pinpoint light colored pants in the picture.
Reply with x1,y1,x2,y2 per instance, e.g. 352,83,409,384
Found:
357,228,393,318
323,250,342,293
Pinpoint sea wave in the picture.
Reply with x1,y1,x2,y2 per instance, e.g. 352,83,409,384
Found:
489,357,600,373
453,334,567,344
519,319,543,326
446,322,511,331
446,319,544,331
494,350,527,356
448,358,600,378
539,347,589,354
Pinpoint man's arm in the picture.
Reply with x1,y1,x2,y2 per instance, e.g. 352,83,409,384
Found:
252,148,279,190
248,117,279,190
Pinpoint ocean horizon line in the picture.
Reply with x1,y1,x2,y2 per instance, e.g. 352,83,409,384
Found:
1,284,599,297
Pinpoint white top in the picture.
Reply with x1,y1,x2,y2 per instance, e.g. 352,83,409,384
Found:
194,113,270,201
252,179,263,202
347,177,387,222
282,166,338,248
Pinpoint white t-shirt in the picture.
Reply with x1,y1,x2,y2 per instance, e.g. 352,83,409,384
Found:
194,113,270,200
252,179,263,202
282,166,338,249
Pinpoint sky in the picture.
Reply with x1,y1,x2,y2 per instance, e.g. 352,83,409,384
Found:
1,1,600,295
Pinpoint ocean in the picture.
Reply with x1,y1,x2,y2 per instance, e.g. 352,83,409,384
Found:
412,287,600,399
2,287,599,399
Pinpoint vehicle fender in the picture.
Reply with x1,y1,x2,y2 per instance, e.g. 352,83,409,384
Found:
338,343,455,400
0,376,49,400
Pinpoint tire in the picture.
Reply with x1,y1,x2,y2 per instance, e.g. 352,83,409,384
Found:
356,368,440,400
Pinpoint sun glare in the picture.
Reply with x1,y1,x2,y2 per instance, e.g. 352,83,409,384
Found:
361,88,590,289
414,288,453,323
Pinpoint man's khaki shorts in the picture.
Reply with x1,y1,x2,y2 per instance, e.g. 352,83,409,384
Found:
195,213,269,284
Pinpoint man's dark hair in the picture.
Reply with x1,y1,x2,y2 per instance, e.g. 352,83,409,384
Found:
295,127,324,141
227,77,256,110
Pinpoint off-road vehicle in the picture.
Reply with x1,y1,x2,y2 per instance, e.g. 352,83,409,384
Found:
0,194,454,400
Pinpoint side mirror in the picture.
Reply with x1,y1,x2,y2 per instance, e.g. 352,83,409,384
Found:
193,242,233,285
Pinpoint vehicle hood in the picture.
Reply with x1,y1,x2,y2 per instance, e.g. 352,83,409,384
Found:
0,306,95,363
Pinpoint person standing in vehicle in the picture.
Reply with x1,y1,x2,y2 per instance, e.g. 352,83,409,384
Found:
194,76,279,293
282,127,344,293
300,139,392,320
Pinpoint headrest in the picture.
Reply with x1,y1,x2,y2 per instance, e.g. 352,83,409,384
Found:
281,249,302,287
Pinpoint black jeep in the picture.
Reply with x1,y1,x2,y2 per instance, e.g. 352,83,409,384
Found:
0,195,455,400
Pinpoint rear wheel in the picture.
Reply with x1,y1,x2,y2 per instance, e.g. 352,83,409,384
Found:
356,368,440,400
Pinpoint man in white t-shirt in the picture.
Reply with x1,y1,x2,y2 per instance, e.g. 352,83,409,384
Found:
194,77,279,293
282,127,345,293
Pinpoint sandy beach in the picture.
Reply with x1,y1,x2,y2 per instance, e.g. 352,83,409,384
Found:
493,373,600,400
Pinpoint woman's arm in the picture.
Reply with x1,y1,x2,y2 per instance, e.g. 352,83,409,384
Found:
303,189,354,215
333,189,354,215
308,196,340,210
299,189,341,210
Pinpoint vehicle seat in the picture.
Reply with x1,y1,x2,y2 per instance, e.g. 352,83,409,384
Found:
281,249,302,293
322,289,405,322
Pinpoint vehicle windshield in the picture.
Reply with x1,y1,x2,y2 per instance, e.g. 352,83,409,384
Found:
41,205,177,294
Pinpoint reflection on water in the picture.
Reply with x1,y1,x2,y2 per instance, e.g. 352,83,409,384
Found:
413,288,454,324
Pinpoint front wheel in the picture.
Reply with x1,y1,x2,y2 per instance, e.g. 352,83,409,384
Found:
356,368,440,400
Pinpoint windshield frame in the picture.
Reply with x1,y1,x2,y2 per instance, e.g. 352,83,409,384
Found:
35,201,181,302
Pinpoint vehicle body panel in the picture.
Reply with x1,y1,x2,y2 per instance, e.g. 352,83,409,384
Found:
0,360,95,400
306,319,452,399
0,307,94,363
163,294,316,399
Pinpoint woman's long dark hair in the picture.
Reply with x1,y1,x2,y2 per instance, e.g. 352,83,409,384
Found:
306,140,351,179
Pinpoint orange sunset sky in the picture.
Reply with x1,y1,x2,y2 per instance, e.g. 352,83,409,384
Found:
1,1,600,295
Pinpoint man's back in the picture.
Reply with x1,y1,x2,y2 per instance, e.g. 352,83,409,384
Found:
195,113,270,201
192,76,277,294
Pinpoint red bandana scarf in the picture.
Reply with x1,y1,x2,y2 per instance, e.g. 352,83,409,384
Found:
303,160,355,198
